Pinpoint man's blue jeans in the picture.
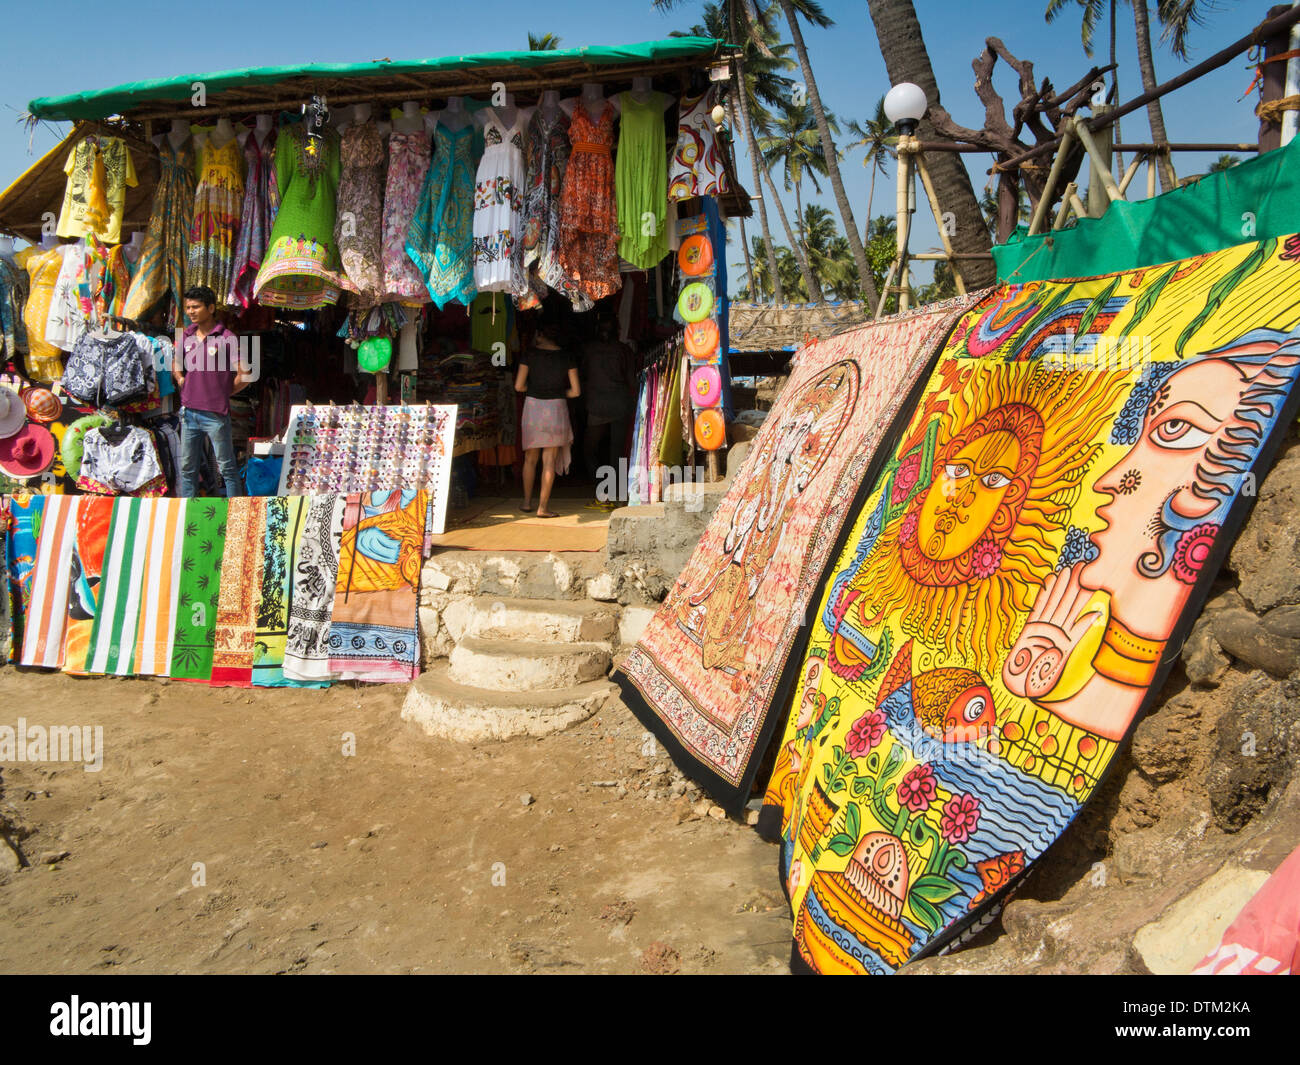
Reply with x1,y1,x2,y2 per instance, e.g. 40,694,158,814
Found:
180,407,244,498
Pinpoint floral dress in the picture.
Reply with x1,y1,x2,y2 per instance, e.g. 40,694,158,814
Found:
520,108,592,312
381,129,432,303
472,108,529,298
187,133,245,304
122,138,196,325
335,121,386,305
23,247,65,382
407,123,477,309
228,129,275,309
558,101,621,302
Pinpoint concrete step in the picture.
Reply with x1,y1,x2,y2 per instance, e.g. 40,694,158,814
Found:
402,663,616,742
422,550,609,603
443,596,619,644
448,635,612,692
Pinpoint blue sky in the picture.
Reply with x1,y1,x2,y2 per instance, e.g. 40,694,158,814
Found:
0,0,1272,291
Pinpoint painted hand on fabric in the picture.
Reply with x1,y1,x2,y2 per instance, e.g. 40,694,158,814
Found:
1002,562,1105,701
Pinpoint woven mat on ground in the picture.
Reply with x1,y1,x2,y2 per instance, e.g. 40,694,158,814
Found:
432,498,609,552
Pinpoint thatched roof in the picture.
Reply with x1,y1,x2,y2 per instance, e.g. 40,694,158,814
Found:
727,300,871,353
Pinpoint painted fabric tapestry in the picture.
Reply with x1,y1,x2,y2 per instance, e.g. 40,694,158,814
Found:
252,495,323,688
277,404,456,536
19,495,78,669
283,494,345,684
169,498,228,681
329,489,426,683
616,295,980,810
210,496,267,688
762,236,1300,974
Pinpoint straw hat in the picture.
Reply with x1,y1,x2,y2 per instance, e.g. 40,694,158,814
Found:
0,423,56,478
0,387,27,440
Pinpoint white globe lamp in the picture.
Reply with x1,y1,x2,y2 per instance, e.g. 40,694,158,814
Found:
884,82,928,135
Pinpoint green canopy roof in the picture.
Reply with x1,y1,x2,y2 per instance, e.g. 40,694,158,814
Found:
27,38,728,122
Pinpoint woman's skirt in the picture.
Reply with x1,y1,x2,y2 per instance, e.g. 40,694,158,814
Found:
521,396,572,474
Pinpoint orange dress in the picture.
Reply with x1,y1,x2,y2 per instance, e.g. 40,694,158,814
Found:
557,101,621,302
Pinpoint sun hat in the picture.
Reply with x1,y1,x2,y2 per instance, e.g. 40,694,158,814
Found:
0,423,56,478
0,387,27,439
22,386,62,424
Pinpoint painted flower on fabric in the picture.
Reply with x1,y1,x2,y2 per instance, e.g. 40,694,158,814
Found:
891,452,922,506
1282,233,1300,262
970,536,1002,579
940,792,981,845
899,509,919,547
897,763,937,813
1172,522,1219,585
846,710,887,758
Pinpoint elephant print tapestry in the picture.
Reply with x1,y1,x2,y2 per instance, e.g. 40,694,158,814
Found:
763,235,1300,974
616,295,980,811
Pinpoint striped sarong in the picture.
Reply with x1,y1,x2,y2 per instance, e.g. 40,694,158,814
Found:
133,498,187,675
20,495,80,669
86,498,152,675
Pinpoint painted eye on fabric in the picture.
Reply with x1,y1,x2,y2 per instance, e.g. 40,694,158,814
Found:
980,471,1010,489
964,696,987,722
945,462,971,480
1151,417,1212,449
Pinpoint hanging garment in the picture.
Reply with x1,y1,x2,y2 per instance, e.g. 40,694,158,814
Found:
45,243,88,352
520,108,592,312
0,257,29,363
0,503,9,665
56,136,137,245
76,425,166,495
329,489,426,683
254,125,346,310
283,494,345,684
63,329,153,408
668,87,731,201
381,129,433,302
187,133,245,302
85,497,152,675
123,138,196,325
22,247,65,382
168,497,228,681
130,497,187,676
558,101,622,302
62,495,114,675
407,124,477,309
228,129,275,308
615,92,670,269
74,238,132,324
335,120,386,305
252,495,322,687
4,493,43,655
210,495,267,687
472,108,529,298
19,495,79,669
108,244,142,317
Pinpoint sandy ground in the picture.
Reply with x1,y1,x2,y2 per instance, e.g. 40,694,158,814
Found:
0,670,790,974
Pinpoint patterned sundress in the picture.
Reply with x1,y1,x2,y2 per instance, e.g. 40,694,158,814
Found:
615,92,670,270
335,121,386,305
381,129,432,303
520,108,592,312
472,108,528,298
122,138,196,325
228,129,275,309
23,247,65,382
668,86,731,201
558,101,621,302
187,134,245,303
407,123,477,309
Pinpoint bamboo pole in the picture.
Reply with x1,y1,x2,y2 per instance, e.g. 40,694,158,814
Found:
1072,119,1123,203
913,150,966,296
1026,129,1074,236
1053,181,1078,230
1118,156,1143,196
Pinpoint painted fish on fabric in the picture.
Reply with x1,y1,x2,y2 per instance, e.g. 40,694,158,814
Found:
877,638,998,743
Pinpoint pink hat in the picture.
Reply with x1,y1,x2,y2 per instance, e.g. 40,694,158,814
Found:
0,424,56,479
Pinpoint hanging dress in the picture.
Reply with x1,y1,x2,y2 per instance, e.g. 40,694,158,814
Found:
254,125,346,310
228,128,275,309
557,101,621,303
407,123,477,309
186,133,245,303
381,128,432,303
23,247,65,382
520,107,592,313
471,107,528,298
45,242,88,352
335,120,386,306
615,92,670,270
122,138,196,325
668,86,731,201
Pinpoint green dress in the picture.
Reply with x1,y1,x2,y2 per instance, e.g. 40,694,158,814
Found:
253,125,345,309
615,92,670,270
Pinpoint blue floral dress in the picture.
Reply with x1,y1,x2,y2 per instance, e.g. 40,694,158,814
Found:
407,124,477,309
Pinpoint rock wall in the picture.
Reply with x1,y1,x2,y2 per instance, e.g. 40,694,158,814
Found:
909,425,1300,974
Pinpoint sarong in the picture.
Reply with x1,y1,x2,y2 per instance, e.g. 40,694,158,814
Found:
210,496,267,687
20,495,78,669
86,498,152,675
62,496,114,675
283,495,344,683
168,498,228,681
252,496,324,687
132,498,187,676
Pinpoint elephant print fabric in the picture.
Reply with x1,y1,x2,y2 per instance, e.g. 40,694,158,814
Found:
763,235,1300,974
615,295,980,811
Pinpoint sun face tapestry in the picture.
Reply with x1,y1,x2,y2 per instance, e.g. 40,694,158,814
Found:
615,295,981,811
762,235,1300,974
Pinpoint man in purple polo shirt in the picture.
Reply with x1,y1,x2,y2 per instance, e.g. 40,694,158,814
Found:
173,285,251,497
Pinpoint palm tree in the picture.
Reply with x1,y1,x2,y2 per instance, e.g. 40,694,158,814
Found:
801,203,857,300
773,0,879,309
845,96,897,245
527,32,561,51
758,101,835,249
866,0,995,289
1045,0,1123,171
1209,154,1240,172
1157,0,1211,61
737,236,777,300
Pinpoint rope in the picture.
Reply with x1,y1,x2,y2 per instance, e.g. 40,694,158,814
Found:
1255,94,1300,122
